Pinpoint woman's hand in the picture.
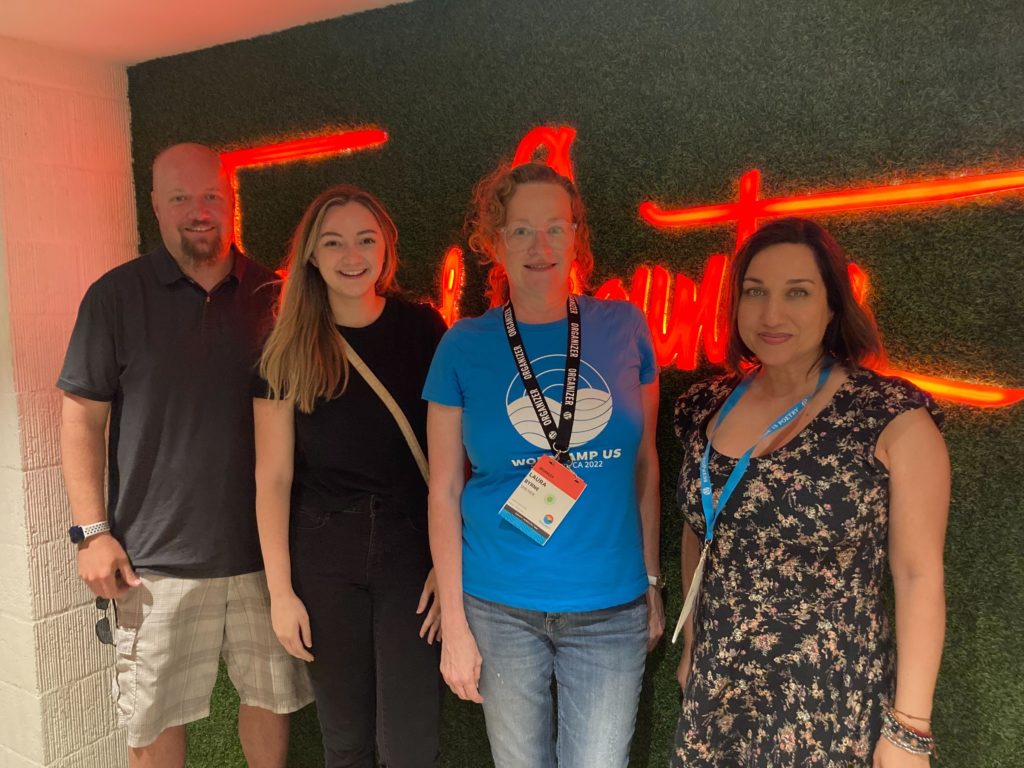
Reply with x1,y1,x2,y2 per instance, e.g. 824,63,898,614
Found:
417,568,442,644
872,735,932,767
646,586,665,651
271,590,314,662
439,621,484,704
676,644,692,694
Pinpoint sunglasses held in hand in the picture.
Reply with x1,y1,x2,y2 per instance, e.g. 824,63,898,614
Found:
95,597,113,645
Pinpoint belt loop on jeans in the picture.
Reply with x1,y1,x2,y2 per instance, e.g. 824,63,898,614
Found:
370,494,382,513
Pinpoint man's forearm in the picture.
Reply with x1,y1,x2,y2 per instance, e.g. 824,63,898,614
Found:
60,397,109,524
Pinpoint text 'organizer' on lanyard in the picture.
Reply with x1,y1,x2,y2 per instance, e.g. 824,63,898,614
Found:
497,296,587,546
670,362,833,643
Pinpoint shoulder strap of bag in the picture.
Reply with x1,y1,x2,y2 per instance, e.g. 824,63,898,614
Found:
342,341,429,485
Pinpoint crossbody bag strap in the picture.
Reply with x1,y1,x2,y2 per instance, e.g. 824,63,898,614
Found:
342,341,429,485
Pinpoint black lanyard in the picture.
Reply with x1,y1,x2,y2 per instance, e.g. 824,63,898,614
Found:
503,296,581,465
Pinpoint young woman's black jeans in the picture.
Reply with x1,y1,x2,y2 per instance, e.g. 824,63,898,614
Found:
290,494,441,768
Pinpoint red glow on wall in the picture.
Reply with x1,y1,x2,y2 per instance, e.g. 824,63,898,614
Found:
848,262,869,303
225,125,1020,408
512,126,577,180
220,129,389,252
438,246,464,327
589,257,1024,407
640,166,1024,250
635,166,1024,407
876,369,1024,408
220,130,388,172
595,256,729,369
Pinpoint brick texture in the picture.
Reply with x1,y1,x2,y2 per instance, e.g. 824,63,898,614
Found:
0,36,136,768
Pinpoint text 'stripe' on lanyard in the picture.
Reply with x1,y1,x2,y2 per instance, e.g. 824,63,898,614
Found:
498,296,587,545
671,362,833,643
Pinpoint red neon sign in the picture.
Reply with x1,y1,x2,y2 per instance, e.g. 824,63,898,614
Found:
592,261,862,372
224,126,1022,408
878,369,1022,408
438,246,465,328
512,126,578,181
641,167,1024,251
595,257,729,370
220,129,388,251
596,260,1023,407
636,162,1024,407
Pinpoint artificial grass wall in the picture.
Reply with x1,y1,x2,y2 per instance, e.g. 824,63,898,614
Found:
127,1,1024,765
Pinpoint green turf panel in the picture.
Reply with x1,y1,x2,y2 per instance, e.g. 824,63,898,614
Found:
130,1,1024,765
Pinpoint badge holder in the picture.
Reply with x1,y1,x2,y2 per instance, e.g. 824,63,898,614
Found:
499,455,587,545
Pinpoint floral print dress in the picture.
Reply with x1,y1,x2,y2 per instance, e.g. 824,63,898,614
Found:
670,368,941,767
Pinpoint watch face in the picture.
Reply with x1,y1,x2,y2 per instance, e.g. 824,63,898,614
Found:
68,526,84,544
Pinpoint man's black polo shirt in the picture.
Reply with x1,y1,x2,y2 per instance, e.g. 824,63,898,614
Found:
58,246,278,578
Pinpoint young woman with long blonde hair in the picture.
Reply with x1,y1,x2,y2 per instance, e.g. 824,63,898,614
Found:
254,185,447,768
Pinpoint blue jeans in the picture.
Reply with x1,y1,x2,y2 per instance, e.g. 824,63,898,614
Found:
464,593,648,768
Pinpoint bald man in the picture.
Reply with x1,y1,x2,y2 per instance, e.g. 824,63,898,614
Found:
58,144,312,768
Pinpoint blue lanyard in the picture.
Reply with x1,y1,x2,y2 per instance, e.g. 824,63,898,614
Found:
699,364,832,543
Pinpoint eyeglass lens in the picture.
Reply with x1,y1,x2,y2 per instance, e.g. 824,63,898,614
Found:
94,596,113,645
504,222,575,253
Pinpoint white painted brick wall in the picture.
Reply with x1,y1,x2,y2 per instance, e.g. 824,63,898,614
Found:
0,35,136,768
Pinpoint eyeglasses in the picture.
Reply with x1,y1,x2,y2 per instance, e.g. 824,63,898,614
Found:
500,221,577,254
95,597,113,645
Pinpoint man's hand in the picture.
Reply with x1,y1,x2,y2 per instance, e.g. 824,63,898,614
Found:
77,533,141,599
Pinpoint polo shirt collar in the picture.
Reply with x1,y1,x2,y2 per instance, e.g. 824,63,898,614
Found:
152,244,247,286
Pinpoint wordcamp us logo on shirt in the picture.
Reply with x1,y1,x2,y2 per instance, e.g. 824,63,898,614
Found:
506,354,621,466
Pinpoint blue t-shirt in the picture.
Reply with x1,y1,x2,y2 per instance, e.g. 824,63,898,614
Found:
423,295,656,612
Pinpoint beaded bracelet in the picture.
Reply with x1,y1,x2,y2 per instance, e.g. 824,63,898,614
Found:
881,707,938,757
892,707,932,725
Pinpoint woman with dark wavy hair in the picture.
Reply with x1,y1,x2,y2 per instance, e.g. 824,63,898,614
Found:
671,217,948,766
